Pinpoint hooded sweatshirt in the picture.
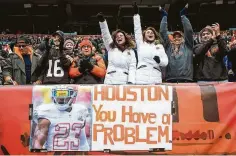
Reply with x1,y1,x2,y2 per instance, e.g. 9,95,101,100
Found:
193,30,228,81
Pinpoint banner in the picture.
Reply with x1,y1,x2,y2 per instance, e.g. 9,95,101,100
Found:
28,85,172,152
0,83,236,155
92,85,172,151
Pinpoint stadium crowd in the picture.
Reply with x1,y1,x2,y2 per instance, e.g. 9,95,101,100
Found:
0,3,236,85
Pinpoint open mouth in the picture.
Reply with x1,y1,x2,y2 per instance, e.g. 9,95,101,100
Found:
117,39,122,42
147,36,154,40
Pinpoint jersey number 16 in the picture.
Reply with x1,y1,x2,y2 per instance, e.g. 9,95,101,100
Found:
47,60,64,77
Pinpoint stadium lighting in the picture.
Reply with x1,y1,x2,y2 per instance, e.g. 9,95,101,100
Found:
216,0,223,5
228,1,235,4
24,4,32,8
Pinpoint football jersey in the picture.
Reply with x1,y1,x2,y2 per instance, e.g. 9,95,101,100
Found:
43,48,70,84
36,103,89,151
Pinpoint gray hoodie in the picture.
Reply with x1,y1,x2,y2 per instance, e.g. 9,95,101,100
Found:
160,15,194,82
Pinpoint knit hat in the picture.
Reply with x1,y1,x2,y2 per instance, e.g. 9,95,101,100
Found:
17,35,30,44
52,30,64,39
64,38,75,49
79,38,93,49
199,26,214,37
199,26,214,43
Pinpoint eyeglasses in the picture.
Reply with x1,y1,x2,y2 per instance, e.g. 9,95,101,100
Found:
82,46,91,49
18,45,27,48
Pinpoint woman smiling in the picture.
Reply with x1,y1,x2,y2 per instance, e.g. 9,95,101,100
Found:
97,12,137,85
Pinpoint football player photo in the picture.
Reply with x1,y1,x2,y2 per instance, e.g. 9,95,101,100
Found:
30,85,92,152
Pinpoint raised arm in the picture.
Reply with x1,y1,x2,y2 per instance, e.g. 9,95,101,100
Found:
159,8,170,46
97,12,113,51
212,23,228,59
180,4,194,48
34,38,50,76
133,2,143,46
128,50,137,84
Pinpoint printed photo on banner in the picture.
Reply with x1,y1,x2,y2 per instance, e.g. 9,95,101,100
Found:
29,85,92,152
92,85,173,151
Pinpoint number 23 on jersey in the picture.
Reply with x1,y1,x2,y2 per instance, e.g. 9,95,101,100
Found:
53,123,83,150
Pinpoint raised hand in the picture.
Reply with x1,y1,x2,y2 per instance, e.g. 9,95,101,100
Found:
44,36,51,52
211,23,220,37
59,37,64,52
133,1,139,15
96,12,105,22
180,3,188,16
33,80,42,85
159,7,168,18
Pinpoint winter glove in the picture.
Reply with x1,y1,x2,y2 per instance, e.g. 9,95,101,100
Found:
159,7,168,18
83,59,94,71
79,66,86,73
153,56,160,64
78,59,86,73
180,3,188,17
80,59,94,72
133,2,139,15
97,12,105,22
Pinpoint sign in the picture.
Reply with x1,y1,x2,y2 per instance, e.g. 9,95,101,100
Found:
0,83,235,155
92,85,173,151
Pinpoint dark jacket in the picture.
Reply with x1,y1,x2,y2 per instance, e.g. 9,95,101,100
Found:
39,47,72,84
6,47,42,84
228,47,236,74
0,56,11,85
69,54,106,84
160,15,194,82
193,36,228,81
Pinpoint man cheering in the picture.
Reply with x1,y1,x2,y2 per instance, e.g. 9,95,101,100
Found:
160,4,194,83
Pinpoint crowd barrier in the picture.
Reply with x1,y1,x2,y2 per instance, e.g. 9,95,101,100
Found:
0,83,235,155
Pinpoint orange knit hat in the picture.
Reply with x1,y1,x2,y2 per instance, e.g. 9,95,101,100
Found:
79,38,93,49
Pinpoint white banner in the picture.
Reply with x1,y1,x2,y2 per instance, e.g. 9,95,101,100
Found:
92,85,173,151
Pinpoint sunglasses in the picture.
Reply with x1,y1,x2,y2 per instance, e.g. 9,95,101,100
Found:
18,45,27,48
